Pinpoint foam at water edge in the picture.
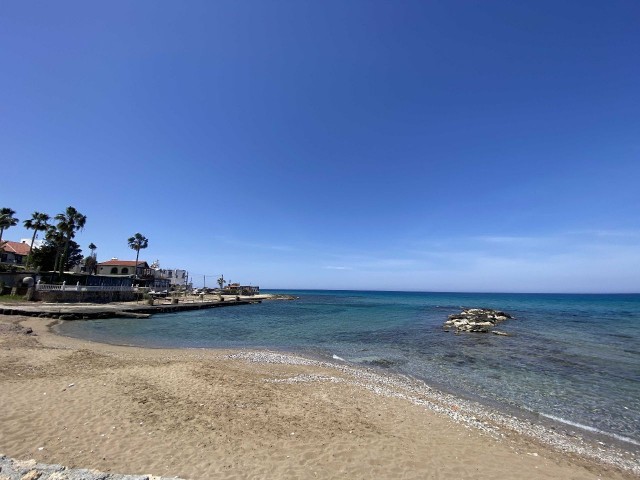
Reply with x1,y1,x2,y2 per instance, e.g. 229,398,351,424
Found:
538,412,640,447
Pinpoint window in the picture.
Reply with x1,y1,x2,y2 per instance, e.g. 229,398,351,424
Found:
121,267,129,274
110,267,118,274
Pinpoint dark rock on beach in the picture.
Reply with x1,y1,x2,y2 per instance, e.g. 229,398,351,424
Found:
0,323,35,336
443,308,513,334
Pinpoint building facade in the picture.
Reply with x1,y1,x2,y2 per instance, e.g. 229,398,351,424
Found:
154,268,189,288
97,259,152,277
0,241,31,265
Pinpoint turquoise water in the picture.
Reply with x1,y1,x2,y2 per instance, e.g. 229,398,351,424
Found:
57,290,640,450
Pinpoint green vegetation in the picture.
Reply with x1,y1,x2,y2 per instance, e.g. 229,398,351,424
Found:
0,294,25,303
54,207,87,279
23,211,50,268
30,238,83,272
2,207,160,287
0,208,19,243
127,233,149,279
85,242,98,274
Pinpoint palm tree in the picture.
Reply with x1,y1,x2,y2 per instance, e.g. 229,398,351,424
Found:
23,211,50,268
86,242,98,274
45,226,65,274
54,206,87,278
0,208,19,243
127,233,149,279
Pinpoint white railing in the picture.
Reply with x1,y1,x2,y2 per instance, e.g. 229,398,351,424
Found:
36,281,134,292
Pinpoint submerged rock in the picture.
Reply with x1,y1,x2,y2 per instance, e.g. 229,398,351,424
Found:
443,308,513,334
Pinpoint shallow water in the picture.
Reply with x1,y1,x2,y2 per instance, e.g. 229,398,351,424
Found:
56,290,640,450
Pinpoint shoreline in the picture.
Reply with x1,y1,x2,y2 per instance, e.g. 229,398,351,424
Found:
51,310,640,460
51,319,640,459
1,314,638,479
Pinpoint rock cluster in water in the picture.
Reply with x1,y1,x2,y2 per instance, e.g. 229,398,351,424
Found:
443,308,512,334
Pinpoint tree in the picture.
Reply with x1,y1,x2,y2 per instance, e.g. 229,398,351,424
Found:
0,208,19,243
84,255,98,275
85,242,98,274
127,233,149,279
45,226,65,275
23,211,50,268
54,207,87,278
30,238,83,272
217,275,226,290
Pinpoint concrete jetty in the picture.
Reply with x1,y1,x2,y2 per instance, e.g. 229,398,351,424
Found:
0,297,262,320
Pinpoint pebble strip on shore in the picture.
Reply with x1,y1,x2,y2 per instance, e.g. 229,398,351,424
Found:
0,455,184,480
227,351,640,476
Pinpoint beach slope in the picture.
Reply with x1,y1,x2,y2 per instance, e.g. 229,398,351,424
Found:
0,315,636,479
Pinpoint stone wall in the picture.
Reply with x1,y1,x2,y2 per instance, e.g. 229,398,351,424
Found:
0,272,34,289
34,290,136,303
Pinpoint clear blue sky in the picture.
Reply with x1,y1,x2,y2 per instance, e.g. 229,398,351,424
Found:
2,1,639,292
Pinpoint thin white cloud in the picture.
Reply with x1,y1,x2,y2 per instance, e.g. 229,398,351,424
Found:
474,235,546,245
566,229,640,239
312,229,640,292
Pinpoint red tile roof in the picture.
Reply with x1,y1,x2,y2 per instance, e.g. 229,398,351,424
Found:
97,260,148,267
2,241,31,256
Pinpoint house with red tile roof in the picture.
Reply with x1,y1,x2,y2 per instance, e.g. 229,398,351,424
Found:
1,240,31,265
97,259,151,277
95,258,172,291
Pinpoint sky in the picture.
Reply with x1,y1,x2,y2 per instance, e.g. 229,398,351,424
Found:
1,1,639,293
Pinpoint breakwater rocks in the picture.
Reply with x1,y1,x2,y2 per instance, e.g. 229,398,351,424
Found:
0,455,184,480
265,294,298,301
443,308,513,334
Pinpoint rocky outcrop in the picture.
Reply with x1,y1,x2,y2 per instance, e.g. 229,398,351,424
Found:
265,294,298,301
0,455,184,479
443,308,512,334
0,323,35,336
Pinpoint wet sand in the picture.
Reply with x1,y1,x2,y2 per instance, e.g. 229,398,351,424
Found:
0,314,637,479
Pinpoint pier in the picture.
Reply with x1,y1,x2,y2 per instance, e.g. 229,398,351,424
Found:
0,297,263,320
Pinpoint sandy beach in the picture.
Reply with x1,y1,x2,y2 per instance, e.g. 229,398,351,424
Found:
0,313,637,480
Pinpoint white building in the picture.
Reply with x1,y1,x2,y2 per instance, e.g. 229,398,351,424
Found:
155,268,189,287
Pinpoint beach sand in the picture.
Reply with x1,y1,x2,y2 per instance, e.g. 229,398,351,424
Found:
0,315,637,479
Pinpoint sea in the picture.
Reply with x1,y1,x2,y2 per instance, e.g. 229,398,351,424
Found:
56,290,640,454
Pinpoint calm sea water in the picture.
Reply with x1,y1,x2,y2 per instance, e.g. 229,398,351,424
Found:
57,290,640,450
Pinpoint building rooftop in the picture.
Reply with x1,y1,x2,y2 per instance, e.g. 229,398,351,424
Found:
2,241,31,256
97,260,148,267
